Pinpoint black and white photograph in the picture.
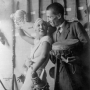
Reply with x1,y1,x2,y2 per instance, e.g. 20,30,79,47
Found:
0,0,90,90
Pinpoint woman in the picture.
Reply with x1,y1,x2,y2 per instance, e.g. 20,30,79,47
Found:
19,18,52,90
12,10,52,90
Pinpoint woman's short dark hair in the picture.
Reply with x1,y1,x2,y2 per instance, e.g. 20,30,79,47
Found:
46,2,64,16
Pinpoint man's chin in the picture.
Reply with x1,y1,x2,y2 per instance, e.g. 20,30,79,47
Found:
50,23,55,27
40,33,46,37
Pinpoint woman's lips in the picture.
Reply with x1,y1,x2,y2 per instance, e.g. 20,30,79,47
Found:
39,29,44,32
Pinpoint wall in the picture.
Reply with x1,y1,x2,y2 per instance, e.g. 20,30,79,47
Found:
0,0,14,90
13,0,27,11
0,0,14,20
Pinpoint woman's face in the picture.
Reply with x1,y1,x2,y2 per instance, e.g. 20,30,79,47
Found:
35,20,48,37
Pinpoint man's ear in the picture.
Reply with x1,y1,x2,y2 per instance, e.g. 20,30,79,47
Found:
57,13,61,19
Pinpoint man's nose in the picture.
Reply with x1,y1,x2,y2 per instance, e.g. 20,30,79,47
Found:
47,18,50,22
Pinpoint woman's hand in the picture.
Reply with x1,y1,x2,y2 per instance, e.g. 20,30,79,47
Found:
24,58,35,69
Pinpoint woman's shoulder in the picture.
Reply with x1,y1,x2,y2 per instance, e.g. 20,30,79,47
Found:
41,35,52,45
34,38,39,45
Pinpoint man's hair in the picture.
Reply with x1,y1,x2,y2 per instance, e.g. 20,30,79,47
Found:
46,2,64,16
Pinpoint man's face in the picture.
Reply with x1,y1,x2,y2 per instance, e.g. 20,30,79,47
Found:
46,9,59,27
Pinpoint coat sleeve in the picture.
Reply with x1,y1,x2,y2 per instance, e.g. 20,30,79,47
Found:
73,21,89,45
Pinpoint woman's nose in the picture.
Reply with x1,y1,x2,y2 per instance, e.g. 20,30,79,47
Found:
40,25,42,29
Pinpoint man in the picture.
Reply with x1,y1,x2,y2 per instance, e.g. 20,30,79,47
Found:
46,2,90,90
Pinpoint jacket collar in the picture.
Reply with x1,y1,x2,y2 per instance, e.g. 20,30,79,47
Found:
53,20,70,42
61,20,70,39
